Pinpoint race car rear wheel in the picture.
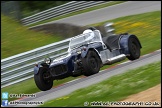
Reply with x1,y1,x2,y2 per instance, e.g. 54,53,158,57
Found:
127,36,141,60
82,50,100,76
34,67,53,91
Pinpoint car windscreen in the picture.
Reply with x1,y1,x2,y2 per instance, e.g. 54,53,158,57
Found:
69,30,102,50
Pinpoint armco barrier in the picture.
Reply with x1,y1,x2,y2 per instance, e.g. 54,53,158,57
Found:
1,38,70,88
21,1,109,26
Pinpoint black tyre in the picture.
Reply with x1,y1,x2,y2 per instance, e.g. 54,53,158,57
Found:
34,67,53,91
82,50,100,76
127,36,141,60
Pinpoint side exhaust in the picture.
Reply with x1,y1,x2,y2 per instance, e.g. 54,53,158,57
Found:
106,54,126,65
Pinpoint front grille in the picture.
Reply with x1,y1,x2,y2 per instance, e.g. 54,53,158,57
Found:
50,64,67,76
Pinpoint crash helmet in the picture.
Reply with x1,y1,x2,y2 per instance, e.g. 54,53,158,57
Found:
83,29,94,37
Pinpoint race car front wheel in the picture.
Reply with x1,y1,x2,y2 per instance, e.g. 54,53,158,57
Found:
127,36,141,60
34,67,53,91
82,50,101,76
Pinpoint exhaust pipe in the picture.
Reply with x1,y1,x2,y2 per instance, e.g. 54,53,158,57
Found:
106,54,126,65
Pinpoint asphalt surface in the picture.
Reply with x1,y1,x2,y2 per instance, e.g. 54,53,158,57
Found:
6,1,161,107
31,1,161,28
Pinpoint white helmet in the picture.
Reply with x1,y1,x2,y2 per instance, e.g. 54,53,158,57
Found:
83,29,95,41
83,29,93,34
83,29,94,37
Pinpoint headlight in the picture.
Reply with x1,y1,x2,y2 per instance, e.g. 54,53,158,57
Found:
76,49,81,54
44,58,51,64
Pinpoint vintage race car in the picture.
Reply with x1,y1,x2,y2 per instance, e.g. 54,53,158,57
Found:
34,27,142,91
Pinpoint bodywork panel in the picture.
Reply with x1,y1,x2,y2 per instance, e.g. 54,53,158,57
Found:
120,34,142,55
34,64,43,75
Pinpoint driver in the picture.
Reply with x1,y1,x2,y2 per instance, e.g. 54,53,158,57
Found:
82,29,95,41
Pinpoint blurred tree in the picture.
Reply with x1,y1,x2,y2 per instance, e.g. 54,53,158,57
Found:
1,1,21,20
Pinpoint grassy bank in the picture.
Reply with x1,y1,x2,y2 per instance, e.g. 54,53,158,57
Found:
1,15,63,59
1,11,161,102
40,61,161,107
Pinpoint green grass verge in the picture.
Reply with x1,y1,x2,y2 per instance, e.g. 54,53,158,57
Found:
1,11,161,102
90,11,161,55
40,61,161,107
28,1,126,27
1,15,63,59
